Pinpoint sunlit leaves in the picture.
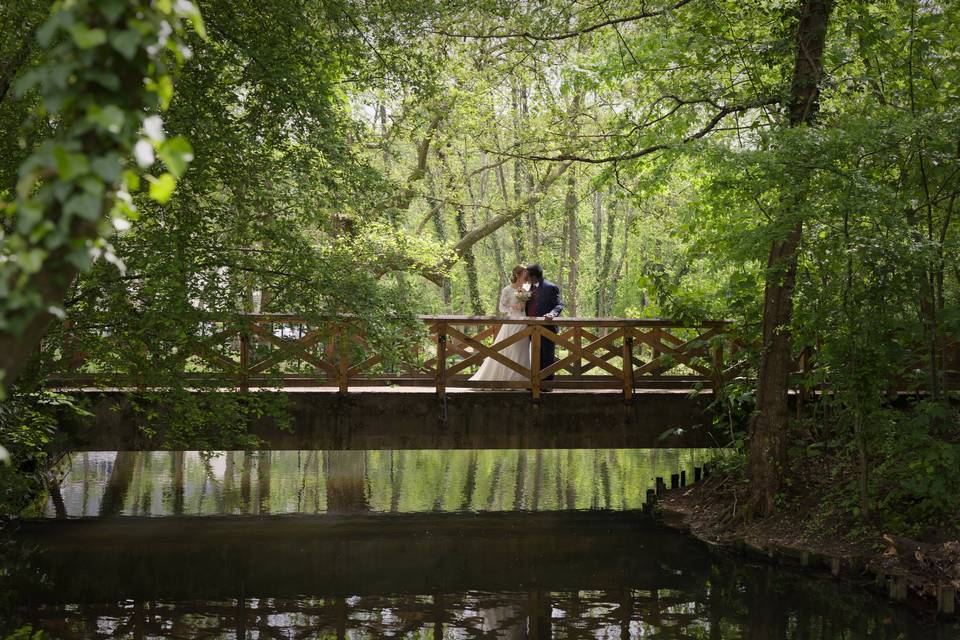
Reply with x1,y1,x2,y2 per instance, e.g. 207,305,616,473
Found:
147,173,176,203
157,137,193,178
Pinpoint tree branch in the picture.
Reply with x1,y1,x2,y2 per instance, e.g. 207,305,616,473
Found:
431,0,697,42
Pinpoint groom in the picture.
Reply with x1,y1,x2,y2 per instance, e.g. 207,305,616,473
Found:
524,264,564,384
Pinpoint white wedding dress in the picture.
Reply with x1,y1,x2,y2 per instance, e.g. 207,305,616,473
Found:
470,285,531,382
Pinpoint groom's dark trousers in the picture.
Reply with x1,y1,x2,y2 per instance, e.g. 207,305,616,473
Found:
525,279,564,381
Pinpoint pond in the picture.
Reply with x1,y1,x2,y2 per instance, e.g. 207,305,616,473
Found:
6,449,953,639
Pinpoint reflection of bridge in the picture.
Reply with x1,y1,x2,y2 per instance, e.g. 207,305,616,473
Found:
16,512,927,639
52,314,746,400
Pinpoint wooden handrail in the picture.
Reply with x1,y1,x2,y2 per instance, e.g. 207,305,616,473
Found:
196,312,733,327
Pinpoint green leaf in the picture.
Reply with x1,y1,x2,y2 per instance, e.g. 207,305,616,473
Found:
109,29,141,60
69,24,108,49
98,0,127,24
88,70,120,91
122,170,141,193
52,147,90,181
16,200,44,235
174,0,207,39
64,192,103,221
157,136,193,178
37,10,75,47
18,248,48,274
92,153,123,183
146,75,175,109
147,173,177,203
77,176,106,200
88,104,126,134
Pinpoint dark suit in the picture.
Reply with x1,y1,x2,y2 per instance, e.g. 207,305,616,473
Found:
525,279,564,380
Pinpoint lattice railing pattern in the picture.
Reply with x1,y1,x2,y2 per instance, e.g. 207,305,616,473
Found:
49,314,749,398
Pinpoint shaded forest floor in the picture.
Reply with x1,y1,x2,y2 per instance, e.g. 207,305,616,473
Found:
657,461,960,625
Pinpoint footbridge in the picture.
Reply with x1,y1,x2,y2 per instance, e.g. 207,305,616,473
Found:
47,315,751,450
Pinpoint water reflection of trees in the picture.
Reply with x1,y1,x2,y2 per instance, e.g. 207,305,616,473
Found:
25,578,925,640
44,449,716,517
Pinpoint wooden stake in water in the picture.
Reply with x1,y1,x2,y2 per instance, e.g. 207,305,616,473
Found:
939,585,956,616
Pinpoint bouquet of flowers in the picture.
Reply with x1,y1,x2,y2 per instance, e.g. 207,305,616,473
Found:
514,288,532,302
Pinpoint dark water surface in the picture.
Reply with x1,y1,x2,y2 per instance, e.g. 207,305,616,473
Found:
9,449,956,639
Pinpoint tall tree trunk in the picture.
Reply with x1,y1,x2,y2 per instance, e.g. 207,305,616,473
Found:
521,86,540,261
496,164,521,263
598,198,619,316
429,173,453,307
455,204,484,315
511,83,527,261
748,0,833,515
558,212,569,292
592,191,604,316
381,102,408,291
608,204,633,315
907,6,948,401
564,170,579,315
476,152,508,286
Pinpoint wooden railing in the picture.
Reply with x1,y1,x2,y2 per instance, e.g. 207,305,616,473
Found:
48,314,748,400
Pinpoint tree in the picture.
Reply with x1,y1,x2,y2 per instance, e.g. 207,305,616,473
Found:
747,0,834,516
0,0,201,393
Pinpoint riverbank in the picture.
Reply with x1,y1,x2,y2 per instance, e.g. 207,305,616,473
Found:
655,473,960,628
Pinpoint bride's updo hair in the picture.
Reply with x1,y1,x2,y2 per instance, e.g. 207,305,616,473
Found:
509,265,527,284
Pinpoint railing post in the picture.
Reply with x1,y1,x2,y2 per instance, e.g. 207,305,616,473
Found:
572,325,582,377
711,339,724,392
337,327,349,394
436,322,447,398
623,332,634,402
530,324,541,401
239,325,250,393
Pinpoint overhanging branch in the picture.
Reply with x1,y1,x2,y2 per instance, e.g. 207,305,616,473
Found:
431,0,697,42
490,96,782,164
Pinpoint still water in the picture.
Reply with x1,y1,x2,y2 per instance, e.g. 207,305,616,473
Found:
9,449,955,639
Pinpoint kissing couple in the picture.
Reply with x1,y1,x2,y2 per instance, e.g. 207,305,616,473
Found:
470,263,564,385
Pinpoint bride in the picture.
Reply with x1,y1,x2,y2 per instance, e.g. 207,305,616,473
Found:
470,265,531,382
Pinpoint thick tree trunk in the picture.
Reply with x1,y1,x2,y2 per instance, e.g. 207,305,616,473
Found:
0,248,78,389
748,0,833,515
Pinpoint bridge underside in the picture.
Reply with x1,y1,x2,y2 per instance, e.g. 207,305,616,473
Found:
60,388,723,450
